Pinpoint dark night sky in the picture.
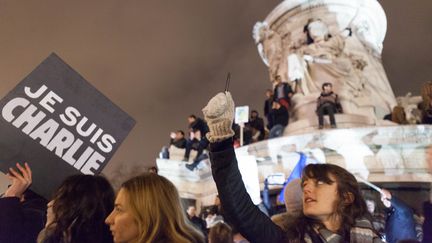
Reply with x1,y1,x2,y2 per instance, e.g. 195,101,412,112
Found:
0,0,430,179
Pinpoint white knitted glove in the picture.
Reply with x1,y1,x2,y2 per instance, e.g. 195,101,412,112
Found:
202,91,235,143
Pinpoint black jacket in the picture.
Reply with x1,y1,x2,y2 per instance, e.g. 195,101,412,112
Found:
273,83,293,101
316,92,343,113
0,193,47,243
190,118,209,135
247,117,265,141
170,138,187,149
209,139,286,243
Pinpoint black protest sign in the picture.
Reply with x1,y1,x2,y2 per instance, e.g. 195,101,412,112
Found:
0,53,135,199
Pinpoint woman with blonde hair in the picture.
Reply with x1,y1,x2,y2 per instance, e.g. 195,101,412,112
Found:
105,173,204,243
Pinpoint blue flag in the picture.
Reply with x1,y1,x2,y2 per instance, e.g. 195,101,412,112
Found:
278,152,307,203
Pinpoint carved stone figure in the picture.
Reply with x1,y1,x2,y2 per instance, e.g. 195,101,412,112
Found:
253,22,283,81
292,20,361,98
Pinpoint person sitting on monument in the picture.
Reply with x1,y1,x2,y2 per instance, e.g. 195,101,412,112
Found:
247,110,266,142
263,89,274,129
418,97,432,124
170,130,187,149
160,130,188,160
269,100,289,138
420,81,432,124
184,115,210,170
390,105,408,125
201,91,382,243
316,82,343,129
273,75,294,110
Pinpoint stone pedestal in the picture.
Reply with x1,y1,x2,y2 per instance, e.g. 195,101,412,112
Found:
157,126,432,207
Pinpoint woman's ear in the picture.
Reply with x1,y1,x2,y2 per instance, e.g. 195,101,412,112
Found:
343,192,354,205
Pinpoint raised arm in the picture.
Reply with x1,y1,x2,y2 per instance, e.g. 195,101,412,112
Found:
0,163,46,243
203,92,286,243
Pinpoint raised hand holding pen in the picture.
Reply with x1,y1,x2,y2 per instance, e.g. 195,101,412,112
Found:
224,72,231,92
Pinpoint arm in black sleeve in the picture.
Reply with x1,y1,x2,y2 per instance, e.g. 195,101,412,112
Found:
209,139,286,243
0,197,23,243
272,108,283,117
316,96,321,112
0,197,46,243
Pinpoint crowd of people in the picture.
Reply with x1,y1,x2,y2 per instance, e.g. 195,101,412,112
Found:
0,163,205,243
162,76,432,175
0,90,432,243
384,81,432,125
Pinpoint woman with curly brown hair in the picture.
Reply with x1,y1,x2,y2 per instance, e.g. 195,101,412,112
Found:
288,163,379,242
105,173,205,243
38,174,115,243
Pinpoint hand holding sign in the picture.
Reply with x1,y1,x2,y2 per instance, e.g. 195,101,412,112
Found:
202,92,235,143
4,162,32,198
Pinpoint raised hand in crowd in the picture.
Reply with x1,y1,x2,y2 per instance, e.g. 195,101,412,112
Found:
0,163,47,243
3,162,32,199
202,91,235,143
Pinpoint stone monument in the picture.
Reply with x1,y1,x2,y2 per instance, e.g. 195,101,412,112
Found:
253,0,397,132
